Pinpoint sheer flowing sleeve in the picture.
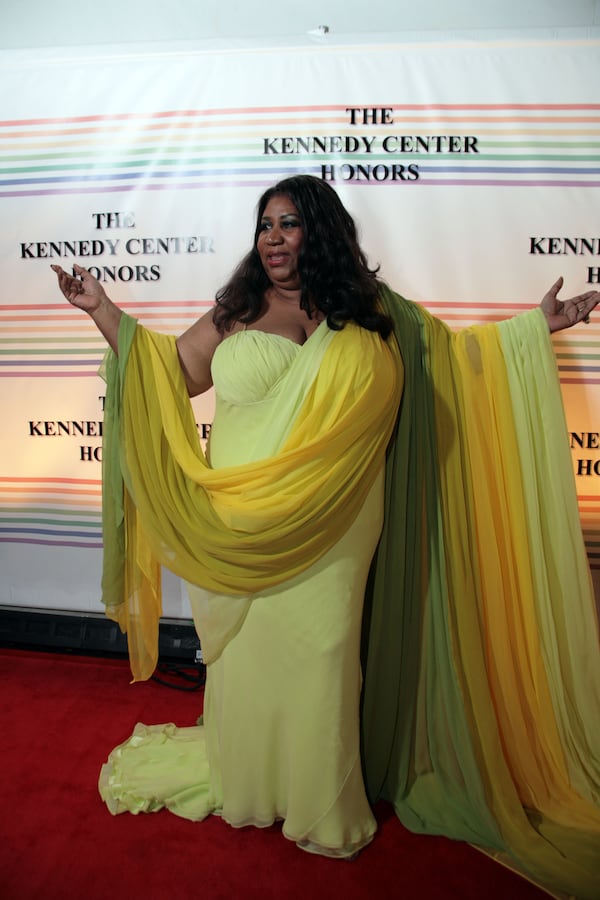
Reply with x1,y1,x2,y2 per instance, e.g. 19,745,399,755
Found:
363,287,600,900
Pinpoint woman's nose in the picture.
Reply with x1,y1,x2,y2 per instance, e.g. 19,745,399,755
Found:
266,227,283,244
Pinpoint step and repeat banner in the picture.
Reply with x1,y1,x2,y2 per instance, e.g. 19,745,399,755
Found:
1,36,599,617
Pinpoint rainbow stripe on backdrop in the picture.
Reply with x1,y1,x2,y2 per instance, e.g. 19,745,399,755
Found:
0,300,212,377
0,477,102,548
578,495,600,569
0,104,599,195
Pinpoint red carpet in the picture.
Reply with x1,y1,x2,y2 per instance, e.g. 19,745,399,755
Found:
0,648,550,900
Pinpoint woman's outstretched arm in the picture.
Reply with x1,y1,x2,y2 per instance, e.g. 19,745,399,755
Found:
52,263,122,354
52,262,221,396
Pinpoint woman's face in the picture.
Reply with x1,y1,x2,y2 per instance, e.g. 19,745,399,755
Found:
256,194,304,292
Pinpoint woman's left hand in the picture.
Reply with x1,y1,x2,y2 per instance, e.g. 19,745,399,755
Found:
541,277,600,333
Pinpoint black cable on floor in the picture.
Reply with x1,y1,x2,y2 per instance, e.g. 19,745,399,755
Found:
151,660,206,691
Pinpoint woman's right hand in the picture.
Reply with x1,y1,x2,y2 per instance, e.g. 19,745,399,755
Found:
51,263,108,316
51,263,122,353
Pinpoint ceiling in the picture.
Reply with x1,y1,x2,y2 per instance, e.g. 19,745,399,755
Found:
2,0,599,51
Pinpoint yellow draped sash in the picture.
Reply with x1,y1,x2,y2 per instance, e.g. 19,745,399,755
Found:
101,315,402,681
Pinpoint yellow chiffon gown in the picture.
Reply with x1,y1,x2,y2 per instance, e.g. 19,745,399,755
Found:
99,325,391,857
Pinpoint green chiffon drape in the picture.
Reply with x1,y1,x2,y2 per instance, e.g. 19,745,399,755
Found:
363,289,599,898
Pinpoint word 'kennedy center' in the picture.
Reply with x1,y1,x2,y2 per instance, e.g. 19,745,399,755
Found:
263,135,479,154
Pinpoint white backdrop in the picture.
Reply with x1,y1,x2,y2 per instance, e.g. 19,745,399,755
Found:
1,35,599,617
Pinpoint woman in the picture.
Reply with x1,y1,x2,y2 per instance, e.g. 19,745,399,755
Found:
52,176,600,895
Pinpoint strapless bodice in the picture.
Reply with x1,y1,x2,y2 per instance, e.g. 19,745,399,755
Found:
211,330,302,406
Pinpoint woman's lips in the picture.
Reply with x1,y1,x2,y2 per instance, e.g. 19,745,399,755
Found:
267,253,288,266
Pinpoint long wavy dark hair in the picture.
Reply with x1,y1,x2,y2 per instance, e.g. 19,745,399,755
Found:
212,175,392,338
